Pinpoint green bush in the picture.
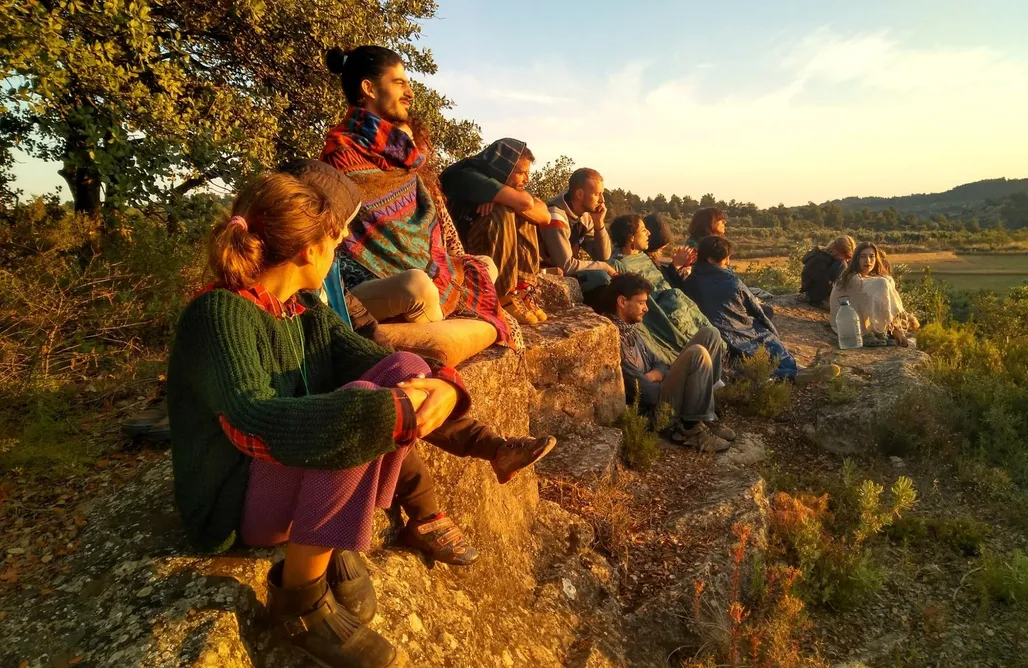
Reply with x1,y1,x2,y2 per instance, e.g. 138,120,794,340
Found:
720,346,793,418
886,515,991,556
618,390,671,470
978,549,1028,608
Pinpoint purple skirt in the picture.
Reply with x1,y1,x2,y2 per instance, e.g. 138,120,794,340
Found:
240,351,430,550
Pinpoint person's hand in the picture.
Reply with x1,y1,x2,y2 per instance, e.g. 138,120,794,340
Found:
676,264,692,280
476,202,495,217
593,199,607,227
644,369,664,383
396,377,459,438
672,246,697,269
398,387,429,412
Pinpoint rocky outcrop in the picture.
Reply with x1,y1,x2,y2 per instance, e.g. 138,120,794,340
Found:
768,294,928,455
1,301,628,668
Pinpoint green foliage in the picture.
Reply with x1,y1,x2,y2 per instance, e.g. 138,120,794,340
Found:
0,0,480,214
886,515,991,557
766,460,917,611
719,346,792,418
617,389,669,470
978,549,1028,608
825,375,856,405
736,244,806,295
527,155,575,202
897,267,951,325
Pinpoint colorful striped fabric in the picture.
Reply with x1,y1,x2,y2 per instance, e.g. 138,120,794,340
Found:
322,107,514,349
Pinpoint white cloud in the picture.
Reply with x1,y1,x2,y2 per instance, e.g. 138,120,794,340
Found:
425,28,1028,206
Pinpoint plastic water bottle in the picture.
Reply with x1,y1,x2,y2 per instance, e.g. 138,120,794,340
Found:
836,298,862,349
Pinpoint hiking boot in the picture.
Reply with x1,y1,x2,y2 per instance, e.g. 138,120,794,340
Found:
326,550,376,624
501,291,538,325
705,421,737,442
266,561,401,668
492,435,557,484
402,513,479,566
521,286,548,323
795,364,842,386
670,422,731,453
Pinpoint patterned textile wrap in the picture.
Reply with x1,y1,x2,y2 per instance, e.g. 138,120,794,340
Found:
321,107,514,350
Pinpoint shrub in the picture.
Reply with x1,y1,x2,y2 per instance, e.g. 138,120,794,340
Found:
617,389,671,470
719,346,792,418
886,515,990,556
978,549,1028,608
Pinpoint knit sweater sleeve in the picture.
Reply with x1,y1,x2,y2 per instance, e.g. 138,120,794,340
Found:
181,292,411,470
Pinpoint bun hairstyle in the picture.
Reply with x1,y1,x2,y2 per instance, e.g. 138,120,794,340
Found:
207,173,344,291
325,45,404,106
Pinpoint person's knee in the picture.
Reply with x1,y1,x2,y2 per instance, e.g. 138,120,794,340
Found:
475,255,499,282
385,350,432,374
400,269,438,301
684,344,712,370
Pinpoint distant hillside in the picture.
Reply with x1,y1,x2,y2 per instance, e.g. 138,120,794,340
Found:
826,177,1028,218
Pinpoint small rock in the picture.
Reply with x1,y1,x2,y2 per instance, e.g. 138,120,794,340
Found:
442,632,458,651
985,628,995,637
41,554,53,564
136,586,153,598
889,456,905,469
407,612,425,635
562,578,577,601
502,649,514,668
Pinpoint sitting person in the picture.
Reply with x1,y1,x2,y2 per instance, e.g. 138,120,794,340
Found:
644,213,697,288
608,214,713,366
830,241,920,346
320,45,516,355
682,236,840,385
602,273,734,452
685,206,727,249
684,206,774,319
802,235,855,308
542,168,616,296
440,138,550,324
166,172,552,668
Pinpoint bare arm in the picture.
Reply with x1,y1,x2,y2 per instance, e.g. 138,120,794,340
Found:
491,187,550,225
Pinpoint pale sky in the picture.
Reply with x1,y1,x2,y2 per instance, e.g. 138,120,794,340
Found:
10,0,1028,207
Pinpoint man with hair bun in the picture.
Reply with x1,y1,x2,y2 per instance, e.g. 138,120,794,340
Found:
320,45,516,352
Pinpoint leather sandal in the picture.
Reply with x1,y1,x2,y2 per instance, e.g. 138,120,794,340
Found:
327,550,376,624
266,561,401,668
402,513,479,566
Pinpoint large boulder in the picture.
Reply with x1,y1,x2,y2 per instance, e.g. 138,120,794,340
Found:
0,307,628,668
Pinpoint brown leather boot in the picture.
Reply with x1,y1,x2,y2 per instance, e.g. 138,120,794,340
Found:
267,561,402,667
326,550,376,624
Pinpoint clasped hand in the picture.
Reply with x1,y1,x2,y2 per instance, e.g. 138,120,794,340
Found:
396,377,459,438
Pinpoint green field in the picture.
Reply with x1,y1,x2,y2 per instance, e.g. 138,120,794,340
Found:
897,252,1028,293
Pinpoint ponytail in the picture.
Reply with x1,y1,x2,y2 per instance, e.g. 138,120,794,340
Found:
206,173,346,290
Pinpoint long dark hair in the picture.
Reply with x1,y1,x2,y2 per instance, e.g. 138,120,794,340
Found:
837,241,892,288
325,45,403,106
688,207,725,240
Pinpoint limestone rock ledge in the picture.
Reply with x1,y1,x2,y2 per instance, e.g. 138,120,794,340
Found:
1,307,629,668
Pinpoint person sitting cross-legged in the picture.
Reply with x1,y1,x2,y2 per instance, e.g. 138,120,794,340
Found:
601,273,735,452
681,236,841,385
440,138,551,325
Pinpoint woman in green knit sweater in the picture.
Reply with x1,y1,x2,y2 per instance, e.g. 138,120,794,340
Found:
167,171,504,667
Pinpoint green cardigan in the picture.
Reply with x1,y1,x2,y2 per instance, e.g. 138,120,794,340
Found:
166,288,417,553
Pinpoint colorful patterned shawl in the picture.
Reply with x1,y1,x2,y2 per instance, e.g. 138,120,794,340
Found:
321,107,513,349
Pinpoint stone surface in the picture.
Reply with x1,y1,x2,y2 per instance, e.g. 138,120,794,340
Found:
718,432,767,468
770,293,929,455
623,469,769,665
0,306,628,668
534,419,623,485
535,273,584,313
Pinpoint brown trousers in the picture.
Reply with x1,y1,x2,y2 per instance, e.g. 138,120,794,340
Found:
393,417,507,520
464,204,541,296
